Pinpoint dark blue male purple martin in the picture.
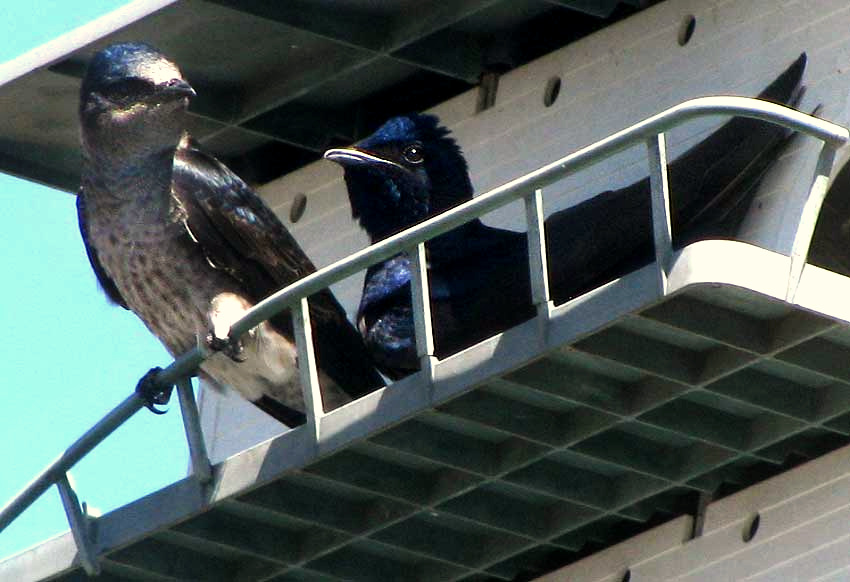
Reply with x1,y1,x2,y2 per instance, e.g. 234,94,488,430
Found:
77,42,383,424
325,54,807,379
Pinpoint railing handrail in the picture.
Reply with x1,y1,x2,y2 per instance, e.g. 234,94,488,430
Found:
229,96,848,337
1,96,846,570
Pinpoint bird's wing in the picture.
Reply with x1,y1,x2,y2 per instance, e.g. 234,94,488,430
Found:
173,138,314,292
427,221,529,298
172,138,383,400
429,222,536,357
546,53,808,302
76,190,129,309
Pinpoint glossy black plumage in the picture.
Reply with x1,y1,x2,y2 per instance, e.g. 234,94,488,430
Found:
325,54,807,379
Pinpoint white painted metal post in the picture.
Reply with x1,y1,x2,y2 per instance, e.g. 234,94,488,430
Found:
56,474,100,576
525,187,552,320
176,378,212,484
409,242,437,380
293,297,323,441
786,144,838,301
646,132,674,294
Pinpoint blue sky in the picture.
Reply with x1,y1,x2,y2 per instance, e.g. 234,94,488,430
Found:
0,1,194,560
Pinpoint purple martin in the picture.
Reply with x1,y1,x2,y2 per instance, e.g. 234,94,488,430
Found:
77,42,383,425
325,54,807,378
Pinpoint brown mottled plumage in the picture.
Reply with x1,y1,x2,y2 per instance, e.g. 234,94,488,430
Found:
77,43,383,424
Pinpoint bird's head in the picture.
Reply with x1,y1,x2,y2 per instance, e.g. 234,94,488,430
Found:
79,42,195,154
324,114,473,241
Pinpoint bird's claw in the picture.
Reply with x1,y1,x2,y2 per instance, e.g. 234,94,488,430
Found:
135,367,173,415
205,331,247,362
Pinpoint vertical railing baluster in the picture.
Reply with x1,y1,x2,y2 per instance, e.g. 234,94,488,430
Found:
786,144,837,301
56,474,100,576
409,242,437,381
525,188,553,323
646,132,674,294
293,297,323,442
176,378,212,484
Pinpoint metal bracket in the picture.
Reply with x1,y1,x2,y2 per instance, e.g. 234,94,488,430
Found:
690,491,713,540
176,379,212,484
786,143,838,302
525,187,554,337
646,132,674,295
410,242,438,384
476,70,500,113
294,296,324,442
56,474,100,576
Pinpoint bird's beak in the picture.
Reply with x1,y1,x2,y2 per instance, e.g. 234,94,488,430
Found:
324,147,403,171
162,78,196,100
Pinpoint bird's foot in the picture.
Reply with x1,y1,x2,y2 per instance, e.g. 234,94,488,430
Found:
135,367,173,415
205,331,247,363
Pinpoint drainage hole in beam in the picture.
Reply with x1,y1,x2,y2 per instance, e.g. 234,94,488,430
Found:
743,512,760,543
678,14,696,46
543,76,561,107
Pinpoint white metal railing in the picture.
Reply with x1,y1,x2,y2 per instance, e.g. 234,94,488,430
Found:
1,96,846,576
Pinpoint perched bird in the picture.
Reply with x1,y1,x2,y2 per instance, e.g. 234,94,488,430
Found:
325,54,807,378
77,42,383,425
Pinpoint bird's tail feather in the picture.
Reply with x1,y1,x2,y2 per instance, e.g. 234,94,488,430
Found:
309,289,387,401
674,53,808,235
254,395,307,427
545,54,808,302
199,370,308,427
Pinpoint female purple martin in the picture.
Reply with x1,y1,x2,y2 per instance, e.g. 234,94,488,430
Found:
325,55,807,378
77,43,383,425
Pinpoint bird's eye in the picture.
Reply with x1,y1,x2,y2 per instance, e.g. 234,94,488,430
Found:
402,144,424,165
102,78,156,101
